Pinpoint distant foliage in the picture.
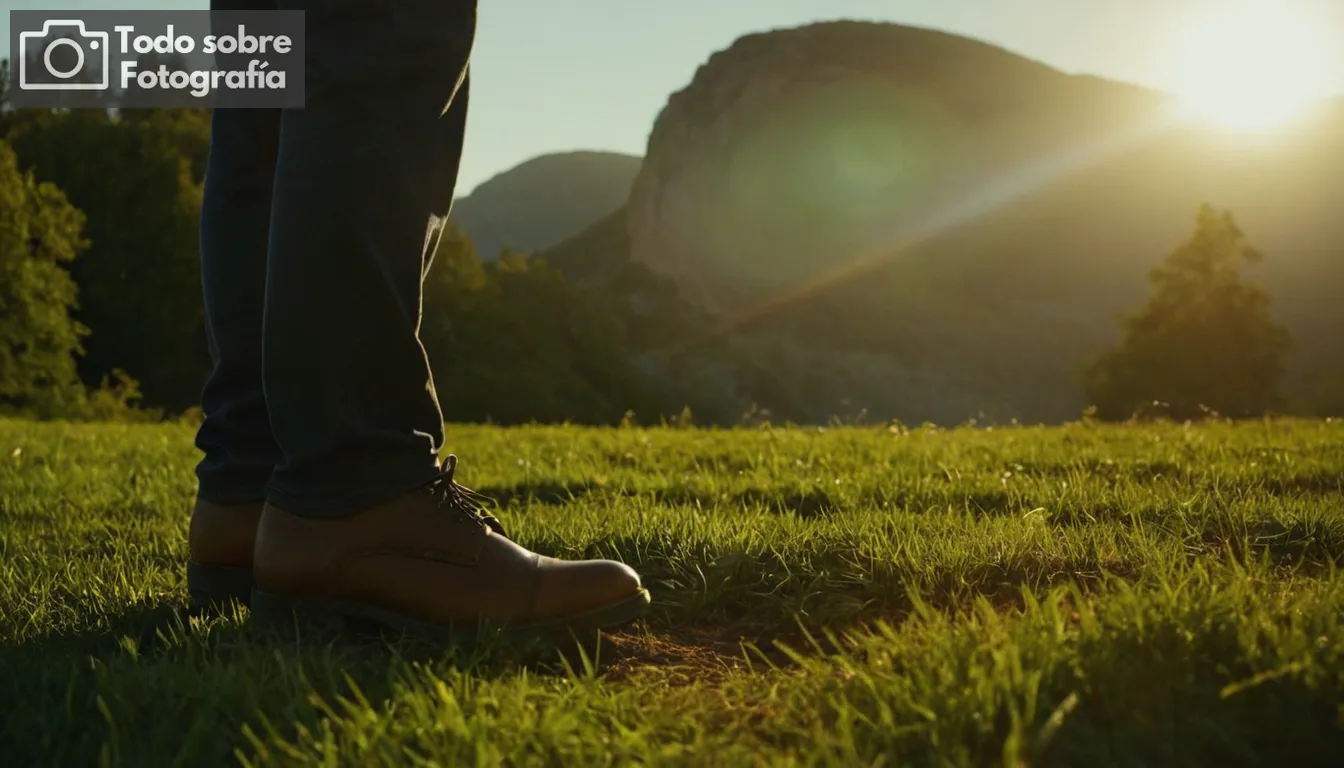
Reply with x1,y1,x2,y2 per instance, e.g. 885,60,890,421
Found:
80,368,164,422
1293,367,1344,418
420,223,668,424
0,140,90,417
0,90,1324,426
5,107,210,411
1085,205,1291,420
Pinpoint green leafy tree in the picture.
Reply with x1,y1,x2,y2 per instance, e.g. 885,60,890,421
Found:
6,109,209,409
1085,205,1291,420
0,140,89,416
428,221,487,293
420,224,665,424
119,107,212,184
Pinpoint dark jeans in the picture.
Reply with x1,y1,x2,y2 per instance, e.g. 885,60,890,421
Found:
194,0,475,516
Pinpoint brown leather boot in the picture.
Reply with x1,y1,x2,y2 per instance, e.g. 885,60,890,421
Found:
249,455,649,638
187,498,264,608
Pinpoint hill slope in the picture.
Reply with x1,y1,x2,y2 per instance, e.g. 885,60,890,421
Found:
545,21,1344,424
451,150,641,260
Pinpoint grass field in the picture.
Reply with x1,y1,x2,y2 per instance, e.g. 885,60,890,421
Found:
2,417,1343,766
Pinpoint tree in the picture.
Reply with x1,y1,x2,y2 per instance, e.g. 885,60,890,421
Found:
1085,205,1291,420
119,106,211,184
6,109,210,410
420,224,667,424
0,140,89,416
427,220,487,293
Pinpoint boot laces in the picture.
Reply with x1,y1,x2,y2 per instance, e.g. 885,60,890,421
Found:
428,454,507,537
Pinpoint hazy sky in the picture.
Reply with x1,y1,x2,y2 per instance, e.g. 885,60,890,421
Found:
4,0,1343,193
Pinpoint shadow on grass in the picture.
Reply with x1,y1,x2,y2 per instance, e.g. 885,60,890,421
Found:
0,578,938,763
0,598,650,767
1196,516,1344,567
1249,471,1344,496
478,479,601,506
480,479,840,518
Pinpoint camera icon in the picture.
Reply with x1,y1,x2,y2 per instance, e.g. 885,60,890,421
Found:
18,20,110,91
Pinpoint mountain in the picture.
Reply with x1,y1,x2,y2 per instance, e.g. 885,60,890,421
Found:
450,150,642,261
542,21,1344,425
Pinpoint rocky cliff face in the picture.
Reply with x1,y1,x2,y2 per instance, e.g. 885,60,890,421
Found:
528,21,1344,423
602,21,1344,423
626,21,1171,315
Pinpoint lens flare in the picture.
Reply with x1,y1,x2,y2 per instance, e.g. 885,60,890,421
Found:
693,108,1186,343
1168,2,1335,131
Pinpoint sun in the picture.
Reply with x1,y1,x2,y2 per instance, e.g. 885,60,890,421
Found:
1169,2,1335,130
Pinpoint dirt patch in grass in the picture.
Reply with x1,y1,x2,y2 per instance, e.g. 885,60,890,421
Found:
597,622,843,684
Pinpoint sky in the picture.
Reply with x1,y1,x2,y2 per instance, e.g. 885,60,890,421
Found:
4,0,1343,194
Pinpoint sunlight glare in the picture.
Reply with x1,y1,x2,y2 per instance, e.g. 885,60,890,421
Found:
1170,2,1334,130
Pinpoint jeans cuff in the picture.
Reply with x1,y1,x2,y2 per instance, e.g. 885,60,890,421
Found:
264,464,440,518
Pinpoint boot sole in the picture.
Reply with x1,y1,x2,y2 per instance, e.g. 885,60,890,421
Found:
187,561,254,610
249,587,652,643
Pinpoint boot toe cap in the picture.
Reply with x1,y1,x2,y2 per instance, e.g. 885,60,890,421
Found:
534,557,644,619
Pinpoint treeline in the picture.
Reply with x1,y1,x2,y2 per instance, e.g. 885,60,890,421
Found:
421,230,723,424
0,103,726,424
0,101,1316,425
1,106,210,416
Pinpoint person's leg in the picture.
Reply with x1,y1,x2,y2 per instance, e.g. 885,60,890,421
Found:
261,0,473,515
250,0,649,636
188,2,284,608
194,104,284,505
